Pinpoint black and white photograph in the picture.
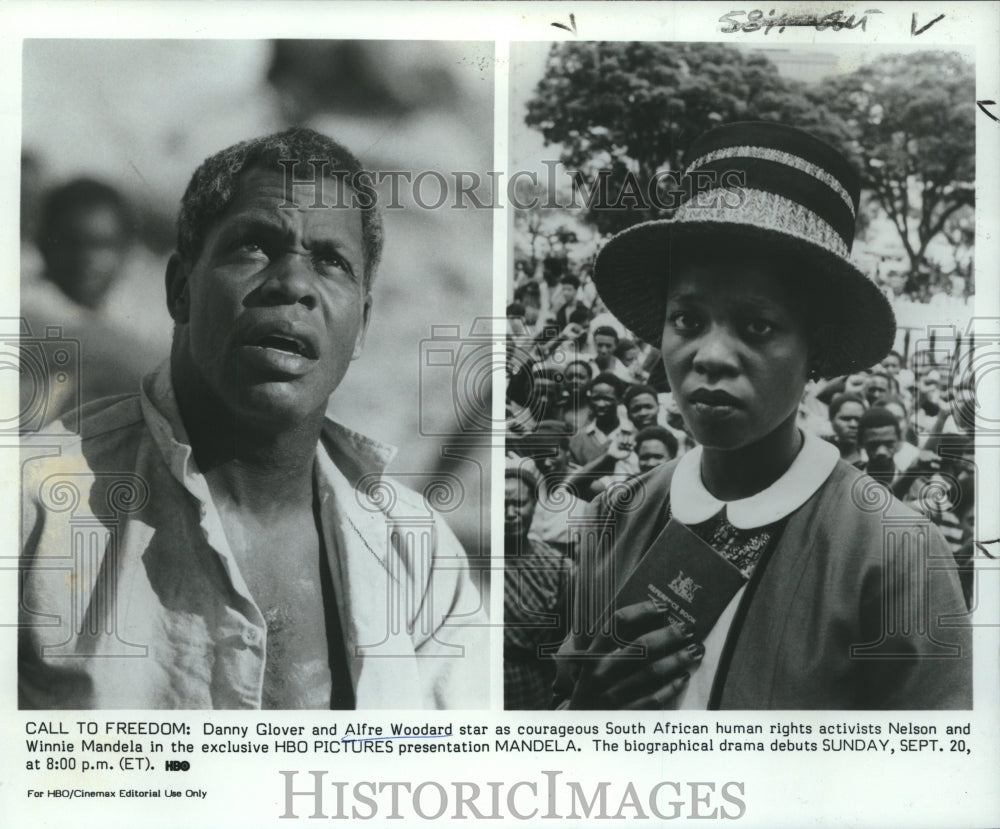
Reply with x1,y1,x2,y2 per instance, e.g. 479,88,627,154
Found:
504,40,978,710
15,38,494,710
1,3,998,828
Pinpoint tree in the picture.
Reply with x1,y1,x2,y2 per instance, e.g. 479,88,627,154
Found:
524,42,847,235
814,51,975,282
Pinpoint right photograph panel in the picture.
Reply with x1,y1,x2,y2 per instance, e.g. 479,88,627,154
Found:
503,41,976,711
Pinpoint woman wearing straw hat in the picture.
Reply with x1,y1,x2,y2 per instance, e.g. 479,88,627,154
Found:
558,122,971,710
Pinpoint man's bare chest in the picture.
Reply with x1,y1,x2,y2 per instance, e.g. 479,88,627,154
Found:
221,507,336,708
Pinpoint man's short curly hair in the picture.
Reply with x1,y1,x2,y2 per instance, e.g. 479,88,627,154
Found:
176,127,384,287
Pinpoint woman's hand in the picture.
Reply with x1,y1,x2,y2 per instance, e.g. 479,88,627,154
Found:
570,601,705,709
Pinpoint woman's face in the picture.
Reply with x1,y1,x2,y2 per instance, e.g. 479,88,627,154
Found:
661,262,810,451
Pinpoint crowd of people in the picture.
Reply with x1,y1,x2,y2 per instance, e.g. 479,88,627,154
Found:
504,252,976,711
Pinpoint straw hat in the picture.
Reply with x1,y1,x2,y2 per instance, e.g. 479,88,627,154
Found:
593,121,895,378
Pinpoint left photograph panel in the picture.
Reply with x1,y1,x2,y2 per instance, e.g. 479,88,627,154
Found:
16,39,494,710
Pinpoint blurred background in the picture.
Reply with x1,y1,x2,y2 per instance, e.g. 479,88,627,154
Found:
20,39,494,557
509,42,976,349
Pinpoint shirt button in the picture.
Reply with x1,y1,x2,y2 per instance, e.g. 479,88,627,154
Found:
242,628,260,646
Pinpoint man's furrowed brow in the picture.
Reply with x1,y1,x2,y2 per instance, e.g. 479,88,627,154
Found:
227,210,294,236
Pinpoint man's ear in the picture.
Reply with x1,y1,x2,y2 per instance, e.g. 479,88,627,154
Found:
165,253,191,323
351,292,373,361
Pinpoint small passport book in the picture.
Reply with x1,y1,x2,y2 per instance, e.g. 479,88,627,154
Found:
584,517,747,655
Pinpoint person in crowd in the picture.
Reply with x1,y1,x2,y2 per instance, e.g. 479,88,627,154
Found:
616,338,640,371
633,425,679,475
863,371,895,408
505,357,542,435
526,365,565,425
856,404,903,488
509,420,582,555
893,432,974,558
827,393,866,465
556,358,592,433
567,372,630,467
544,305,593,368
503,463,572,710
623,383,661,431
553,274,584,329
880,394,921,467
36,178,134,311
592,325,619,365
20,127,487,710
844,371,869,398
914,367,945,435
513,281,543,333
556,121,969,710
881,349,902,377
880,348,915,390
590,324,632,380
565,372,638,499
561,358,593,395
814,369,869,407
20,177,162,420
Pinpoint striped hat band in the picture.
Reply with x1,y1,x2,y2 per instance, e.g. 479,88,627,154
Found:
673,187,850,260
680,144,858,252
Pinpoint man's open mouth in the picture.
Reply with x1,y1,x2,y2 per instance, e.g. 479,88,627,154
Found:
252,334,316,359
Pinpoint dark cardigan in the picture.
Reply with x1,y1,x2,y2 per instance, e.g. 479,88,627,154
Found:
559,458,972,710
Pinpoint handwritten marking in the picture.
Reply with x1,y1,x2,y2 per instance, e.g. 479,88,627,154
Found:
911,13,945,36
551,13,577,35
719,8,881,35
976,100,999,123
976,538,998,559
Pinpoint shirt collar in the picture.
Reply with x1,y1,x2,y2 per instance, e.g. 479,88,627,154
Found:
139,360,398,496
584,419,630,440
669,429,839,529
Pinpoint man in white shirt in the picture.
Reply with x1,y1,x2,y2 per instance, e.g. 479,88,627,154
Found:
20,128,488,710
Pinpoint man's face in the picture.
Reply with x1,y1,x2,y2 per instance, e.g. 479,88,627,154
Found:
861,425,899,461
831,400,865,444
45,204,129,309
169,168,371,430
864,374,890,406
881,354,900,376
637,438,672,474
526,438,568,477
588,382,619,420
504,477,535,539
626,392,659,429
561,283,577,304
563,363,590,391
594,334,617,359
